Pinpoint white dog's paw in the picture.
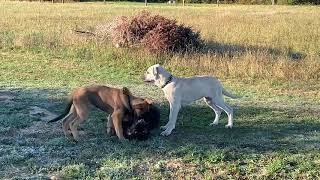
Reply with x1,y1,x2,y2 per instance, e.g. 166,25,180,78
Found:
160,128,173,136
210,121,219,126
225,124,233,129
160,125,168,130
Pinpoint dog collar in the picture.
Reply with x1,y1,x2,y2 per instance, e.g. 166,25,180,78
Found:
161,75,173,89
127,95,133,111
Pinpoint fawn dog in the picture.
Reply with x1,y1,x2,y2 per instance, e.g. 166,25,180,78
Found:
48,85,153,142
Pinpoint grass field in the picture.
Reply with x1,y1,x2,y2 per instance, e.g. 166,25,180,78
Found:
0,1,320,179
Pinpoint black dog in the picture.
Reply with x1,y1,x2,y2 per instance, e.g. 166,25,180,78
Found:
123,105,160,141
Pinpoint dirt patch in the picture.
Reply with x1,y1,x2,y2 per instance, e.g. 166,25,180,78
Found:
0,95,14,104
29,106,57,121
23,106,86,138
19,106,61,136
19,121,56,136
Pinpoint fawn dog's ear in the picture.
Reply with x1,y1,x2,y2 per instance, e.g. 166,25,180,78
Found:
132,101,150,111
122,87,132,96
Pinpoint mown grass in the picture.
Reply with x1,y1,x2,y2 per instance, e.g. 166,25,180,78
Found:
0,1,320,179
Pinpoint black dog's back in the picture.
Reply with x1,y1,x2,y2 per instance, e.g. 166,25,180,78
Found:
143,105,160,130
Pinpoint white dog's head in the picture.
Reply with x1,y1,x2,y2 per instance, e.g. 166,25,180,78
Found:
143,64,171,88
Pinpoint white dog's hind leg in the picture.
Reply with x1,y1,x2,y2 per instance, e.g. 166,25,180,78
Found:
204,97,222,126
224,104,234,128
214,96,234,128
161,103,181,136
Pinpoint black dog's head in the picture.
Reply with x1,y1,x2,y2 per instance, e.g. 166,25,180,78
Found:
122,104,160,141
125,119,150,141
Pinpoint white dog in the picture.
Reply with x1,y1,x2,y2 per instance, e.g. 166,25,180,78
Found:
143,64,239,136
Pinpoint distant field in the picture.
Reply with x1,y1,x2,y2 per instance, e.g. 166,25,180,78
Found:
0,2,319,179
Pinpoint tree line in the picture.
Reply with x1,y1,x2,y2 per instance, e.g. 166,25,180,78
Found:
27,0,320,5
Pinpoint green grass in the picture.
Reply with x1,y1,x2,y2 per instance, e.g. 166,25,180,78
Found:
0,1,320,179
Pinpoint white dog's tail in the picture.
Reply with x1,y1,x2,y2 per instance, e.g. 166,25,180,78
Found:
222,88,241,99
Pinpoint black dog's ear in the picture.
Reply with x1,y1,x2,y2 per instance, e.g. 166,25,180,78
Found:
122,87,132,96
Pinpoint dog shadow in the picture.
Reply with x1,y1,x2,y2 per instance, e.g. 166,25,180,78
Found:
204,41,305,60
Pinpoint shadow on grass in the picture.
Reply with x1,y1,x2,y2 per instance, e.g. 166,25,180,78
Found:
167,103,320,153
205,41,306,60
0,87,319,178
0,88,68,129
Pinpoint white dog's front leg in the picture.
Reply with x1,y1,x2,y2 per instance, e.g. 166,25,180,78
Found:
161,103,181,136
160,104,174,130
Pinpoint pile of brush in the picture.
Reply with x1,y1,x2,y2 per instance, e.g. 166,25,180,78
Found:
94,11,203,54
